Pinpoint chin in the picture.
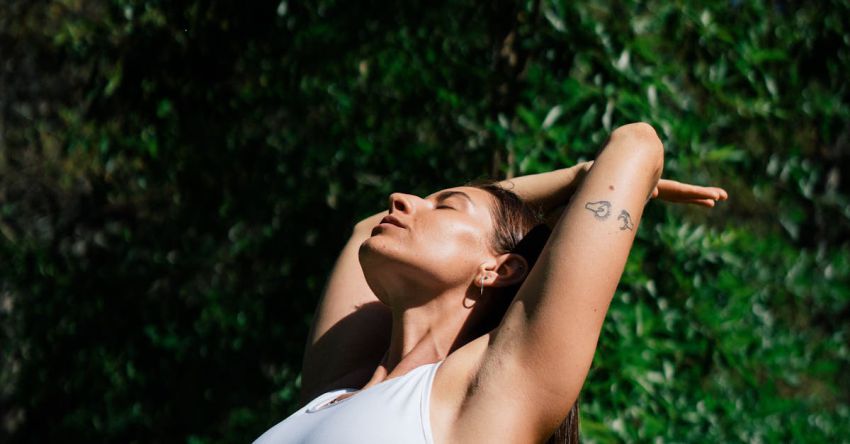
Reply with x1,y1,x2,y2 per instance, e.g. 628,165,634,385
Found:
359,235,388,260
359,236,402,273
358,239,398,305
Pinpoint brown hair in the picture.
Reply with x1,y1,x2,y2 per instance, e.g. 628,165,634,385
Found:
469,181,580,444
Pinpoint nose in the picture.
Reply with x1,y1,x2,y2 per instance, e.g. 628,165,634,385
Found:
388,192,415,214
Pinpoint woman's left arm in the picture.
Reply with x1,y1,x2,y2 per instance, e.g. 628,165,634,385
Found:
449,123,671,442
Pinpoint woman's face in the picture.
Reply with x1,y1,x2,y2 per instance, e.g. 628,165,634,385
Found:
359,186,498,303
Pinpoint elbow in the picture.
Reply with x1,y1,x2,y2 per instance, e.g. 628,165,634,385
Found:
612,121,659,140
610,122,664,178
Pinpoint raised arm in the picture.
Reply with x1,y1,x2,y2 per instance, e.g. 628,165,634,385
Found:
451,123,666,442
299,211,391,404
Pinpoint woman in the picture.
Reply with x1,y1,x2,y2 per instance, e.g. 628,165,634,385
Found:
255,123,728,443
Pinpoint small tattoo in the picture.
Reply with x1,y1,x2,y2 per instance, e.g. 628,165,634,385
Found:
618,210,634,231
584,201,612,220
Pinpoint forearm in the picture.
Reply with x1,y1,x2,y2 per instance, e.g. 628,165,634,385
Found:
496,162,591,215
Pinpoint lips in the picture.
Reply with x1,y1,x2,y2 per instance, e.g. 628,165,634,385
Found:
379,215,406,229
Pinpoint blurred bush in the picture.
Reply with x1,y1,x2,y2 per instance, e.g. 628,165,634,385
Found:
1,0,848,442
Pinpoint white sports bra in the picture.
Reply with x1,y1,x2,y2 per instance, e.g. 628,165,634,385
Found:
253,361,444,444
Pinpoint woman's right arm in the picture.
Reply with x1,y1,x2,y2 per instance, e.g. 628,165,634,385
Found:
299,211,391,405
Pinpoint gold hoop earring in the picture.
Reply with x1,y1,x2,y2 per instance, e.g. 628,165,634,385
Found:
480,275,485,296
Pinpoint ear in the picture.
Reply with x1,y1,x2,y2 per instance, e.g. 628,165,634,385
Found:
488,253,529,288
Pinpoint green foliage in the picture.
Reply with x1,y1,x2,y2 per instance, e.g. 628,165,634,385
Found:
1,0,848,442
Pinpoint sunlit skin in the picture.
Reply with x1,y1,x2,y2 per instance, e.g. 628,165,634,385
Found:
355,187,527,393
360,187,514,307
299,123,729,443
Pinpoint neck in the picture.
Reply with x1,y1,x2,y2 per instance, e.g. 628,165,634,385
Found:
385,298,462,369
368,285,485,384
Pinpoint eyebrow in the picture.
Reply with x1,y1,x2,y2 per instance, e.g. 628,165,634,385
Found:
434,190,476,207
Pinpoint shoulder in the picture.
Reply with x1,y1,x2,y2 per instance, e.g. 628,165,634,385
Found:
429,327,555,443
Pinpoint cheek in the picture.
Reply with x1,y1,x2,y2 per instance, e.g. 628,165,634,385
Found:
360,221,491,282
416,223,488,267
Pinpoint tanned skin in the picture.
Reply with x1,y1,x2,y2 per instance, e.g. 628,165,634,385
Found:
298,123,727,443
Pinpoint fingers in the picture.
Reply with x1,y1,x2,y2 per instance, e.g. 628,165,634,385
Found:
657,179,728,203
659,180,713,199
682,198,717,207
697,186,727,202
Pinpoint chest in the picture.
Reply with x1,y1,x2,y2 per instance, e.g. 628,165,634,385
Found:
255,364,441,444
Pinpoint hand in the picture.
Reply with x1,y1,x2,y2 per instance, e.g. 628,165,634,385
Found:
651,179,728,207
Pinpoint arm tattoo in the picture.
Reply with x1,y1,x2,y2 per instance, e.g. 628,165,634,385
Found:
584,201,612,220
617,210,634,231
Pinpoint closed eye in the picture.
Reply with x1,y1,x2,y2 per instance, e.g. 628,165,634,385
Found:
429,191,472,210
